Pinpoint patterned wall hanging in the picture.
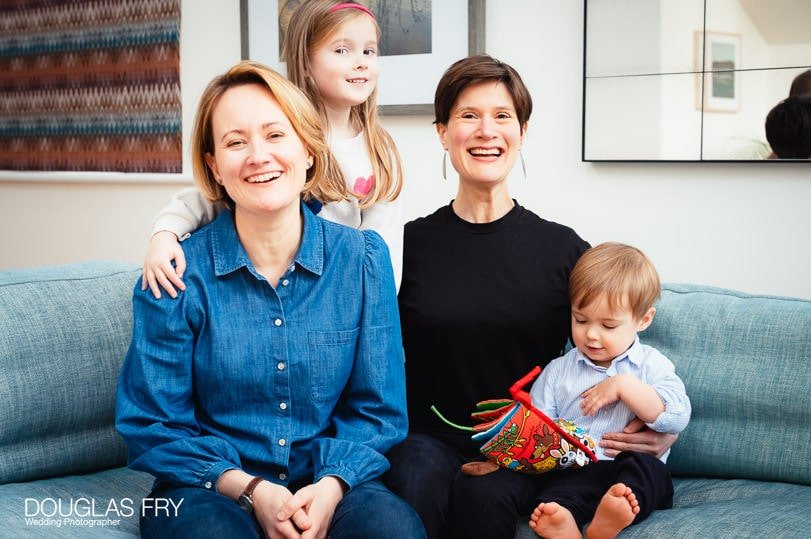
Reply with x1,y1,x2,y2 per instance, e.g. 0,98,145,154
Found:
0,0,182,173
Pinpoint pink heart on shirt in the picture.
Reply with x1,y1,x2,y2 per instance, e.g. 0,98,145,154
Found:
353,175,375,196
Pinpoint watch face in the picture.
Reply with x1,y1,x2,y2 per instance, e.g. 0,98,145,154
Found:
238,494,254,513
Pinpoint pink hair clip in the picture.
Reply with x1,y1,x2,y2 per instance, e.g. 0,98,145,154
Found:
328,2,375,19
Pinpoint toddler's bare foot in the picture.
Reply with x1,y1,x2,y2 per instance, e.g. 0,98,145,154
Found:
529,502,581,539
586,483,640,539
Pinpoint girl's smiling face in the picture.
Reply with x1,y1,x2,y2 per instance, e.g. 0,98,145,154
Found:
308,14,379,111
204,83,312,217
436,80,526,188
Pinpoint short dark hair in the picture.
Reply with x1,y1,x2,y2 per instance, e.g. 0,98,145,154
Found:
433,55,532,128
765,96,811,159
789,69,811,97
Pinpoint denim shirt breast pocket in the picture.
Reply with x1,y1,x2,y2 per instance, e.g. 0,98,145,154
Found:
307,328,359,404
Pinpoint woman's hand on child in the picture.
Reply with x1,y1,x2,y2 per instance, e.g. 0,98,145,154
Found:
142,230,186,299
600,418,678,458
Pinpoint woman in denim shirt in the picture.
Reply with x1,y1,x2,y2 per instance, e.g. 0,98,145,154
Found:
116,61,424,539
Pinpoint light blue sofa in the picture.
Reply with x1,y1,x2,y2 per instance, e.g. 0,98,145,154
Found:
0,262,151,537
1,261,809,538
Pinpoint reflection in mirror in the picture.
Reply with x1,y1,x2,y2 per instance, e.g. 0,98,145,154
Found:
765,94,811,159
702,67,809,159
585,0,703,78
584,0,811,161
585,74,702,161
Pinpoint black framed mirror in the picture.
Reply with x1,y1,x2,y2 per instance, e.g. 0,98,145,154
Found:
583,0,811,162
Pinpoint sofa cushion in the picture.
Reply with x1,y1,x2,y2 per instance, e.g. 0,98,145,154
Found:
0,466,152,537
0,261,141,484
645,284,811,486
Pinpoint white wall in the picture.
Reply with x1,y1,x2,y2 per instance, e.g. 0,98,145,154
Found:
0,0,239,270
1,0,810,300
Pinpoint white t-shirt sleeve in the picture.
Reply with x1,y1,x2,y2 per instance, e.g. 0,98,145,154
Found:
151,187,222,240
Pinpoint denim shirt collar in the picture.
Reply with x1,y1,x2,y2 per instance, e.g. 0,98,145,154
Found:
575,335,643,372
210,200,324,278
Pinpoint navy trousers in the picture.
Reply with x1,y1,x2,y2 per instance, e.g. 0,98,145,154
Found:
139,479,426,539
534,451,674,528
385,432,538,539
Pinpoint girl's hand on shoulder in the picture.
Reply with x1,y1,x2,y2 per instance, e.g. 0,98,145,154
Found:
253,481,309,539
278,476,345,539
142,230,186,299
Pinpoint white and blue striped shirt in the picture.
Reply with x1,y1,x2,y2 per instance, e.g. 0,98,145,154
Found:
529,337,691,462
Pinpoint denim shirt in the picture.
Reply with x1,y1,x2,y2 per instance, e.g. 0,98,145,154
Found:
116,202,407,492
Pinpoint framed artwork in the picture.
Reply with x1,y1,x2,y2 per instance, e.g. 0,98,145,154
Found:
240,0,485,115
0,0,182,180
694,31,741,113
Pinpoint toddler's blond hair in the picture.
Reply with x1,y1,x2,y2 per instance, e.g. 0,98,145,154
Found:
569,242,660,320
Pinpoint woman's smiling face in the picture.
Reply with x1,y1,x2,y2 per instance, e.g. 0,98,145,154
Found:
437,80,526,188
204,83,312,216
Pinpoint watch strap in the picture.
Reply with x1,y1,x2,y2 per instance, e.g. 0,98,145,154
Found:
241,476,264,501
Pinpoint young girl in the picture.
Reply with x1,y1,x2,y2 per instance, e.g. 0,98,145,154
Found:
143,0,404,298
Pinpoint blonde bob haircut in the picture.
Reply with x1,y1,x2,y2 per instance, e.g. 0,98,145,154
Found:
568,242,661,321
191,60,346,209
281,0,403,208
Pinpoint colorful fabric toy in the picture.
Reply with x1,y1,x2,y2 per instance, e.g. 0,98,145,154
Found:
432,366,598,476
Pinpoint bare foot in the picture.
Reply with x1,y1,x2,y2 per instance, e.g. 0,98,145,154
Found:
586,483,640,539
529,502,581,539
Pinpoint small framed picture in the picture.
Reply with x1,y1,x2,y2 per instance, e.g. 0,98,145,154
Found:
694,31,741,113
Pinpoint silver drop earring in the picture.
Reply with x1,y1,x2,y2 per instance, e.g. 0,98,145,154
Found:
520,150,527,180
442,151,448,180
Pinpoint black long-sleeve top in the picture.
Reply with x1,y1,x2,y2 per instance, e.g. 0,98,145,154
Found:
398,201,589,452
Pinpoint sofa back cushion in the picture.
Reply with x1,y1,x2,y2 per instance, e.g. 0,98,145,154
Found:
0,261,140,484
645,283,811,486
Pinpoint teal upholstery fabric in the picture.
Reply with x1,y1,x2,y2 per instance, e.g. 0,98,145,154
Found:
0,467,152,537
0,262,141,483
646,284,811,486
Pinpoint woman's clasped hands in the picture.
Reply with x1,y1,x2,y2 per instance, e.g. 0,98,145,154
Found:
254,477,344,539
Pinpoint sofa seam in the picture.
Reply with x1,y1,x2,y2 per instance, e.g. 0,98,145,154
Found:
662,283,811,305
0,268,140,288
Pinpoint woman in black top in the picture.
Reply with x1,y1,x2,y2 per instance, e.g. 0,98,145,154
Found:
386,55,676,539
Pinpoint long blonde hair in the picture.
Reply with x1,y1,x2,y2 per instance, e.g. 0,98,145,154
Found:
281,0,403,208
191,61,346,208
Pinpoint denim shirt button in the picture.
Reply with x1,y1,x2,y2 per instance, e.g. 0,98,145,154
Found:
279,473,287,481
279,402,287,410
204,481,212,489
274,319,283,327
282,279,289,286
278,438,287,447
277,362,285,370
